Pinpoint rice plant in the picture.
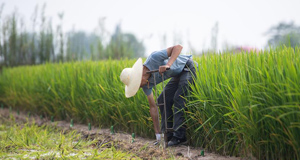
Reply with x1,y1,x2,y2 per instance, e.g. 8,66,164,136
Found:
187,46,300,159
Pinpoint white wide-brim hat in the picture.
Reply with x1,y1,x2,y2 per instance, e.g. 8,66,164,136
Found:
120,58,143,98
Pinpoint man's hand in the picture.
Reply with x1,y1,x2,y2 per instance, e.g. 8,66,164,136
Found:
159,65,170,75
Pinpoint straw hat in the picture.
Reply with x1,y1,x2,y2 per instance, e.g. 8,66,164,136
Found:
120,58,143,98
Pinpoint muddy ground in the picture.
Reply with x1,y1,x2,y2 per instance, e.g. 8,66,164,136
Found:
0,108,245,160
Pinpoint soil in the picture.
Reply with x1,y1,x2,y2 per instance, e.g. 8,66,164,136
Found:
0,108,244,160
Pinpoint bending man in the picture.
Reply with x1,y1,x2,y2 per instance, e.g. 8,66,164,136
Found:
120,45,197,146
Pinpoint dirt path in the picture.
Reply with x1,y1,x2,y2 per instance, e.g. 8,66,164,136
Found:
0,108,243,160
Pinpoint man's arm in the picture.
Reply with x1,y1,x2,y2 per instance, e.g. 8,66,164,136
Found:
147,92,160,134
159,44,183,73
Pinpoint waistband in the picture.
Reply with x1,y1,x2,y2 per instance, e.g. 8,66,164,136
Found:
184,59,197,69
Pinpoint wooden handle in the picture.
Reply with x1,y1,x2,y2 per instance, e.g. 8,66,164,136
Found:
146,68,170,74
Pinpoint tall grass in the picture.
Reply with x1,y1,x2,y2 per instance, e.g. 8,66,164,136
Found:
0,46,300,159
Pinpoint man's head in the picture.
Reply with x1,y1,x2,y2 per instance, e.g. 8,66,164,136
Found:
140,66,151,88
120,58,143,98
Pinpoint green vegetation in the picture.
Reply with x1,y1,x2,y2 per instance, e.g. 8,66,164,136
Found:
0,46,300,159
0,117,139,159
0,59,152,137
188,46,300,159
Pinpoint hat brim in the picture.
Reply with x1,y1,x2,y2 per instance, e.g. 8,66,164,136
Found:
125,58,143,98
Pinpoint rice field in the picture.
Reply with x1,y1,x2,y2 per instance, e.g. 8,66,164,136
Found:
0,46,300,159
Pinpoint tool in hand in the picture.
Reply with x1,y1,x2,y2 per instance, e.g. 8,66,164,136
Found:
147,68,173,148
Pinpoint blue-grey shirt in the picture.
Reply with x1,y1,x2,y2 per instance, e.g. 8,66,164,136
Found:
142,49,192,96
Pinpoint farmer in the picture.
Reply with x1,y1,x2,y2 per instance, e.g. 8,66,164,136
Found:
120,44,197,146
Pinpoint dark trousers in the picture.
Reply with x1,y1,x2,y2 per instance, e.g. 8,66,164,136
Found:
157,59,197,139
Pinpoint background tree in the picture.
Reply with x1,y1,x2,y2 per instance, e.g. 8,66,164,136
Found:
211,22,218,51
265,21,300,48
66,31,99,61
0,4,145,67
106,24,145,59
56,12,64,62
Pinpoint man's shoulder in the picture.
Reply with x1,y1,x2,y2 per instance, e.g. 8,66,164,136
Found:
178,54,192,58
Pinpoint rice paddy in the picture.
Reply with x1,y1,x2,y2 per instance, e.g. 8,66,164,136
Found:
0,46,300,159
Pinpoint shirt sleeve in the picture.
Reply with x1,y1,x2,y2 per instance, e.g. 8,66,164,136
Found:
142,86,152,96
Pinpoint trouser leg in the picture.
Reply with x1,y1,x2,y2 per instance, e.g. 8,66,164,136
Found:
173,63,196,139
